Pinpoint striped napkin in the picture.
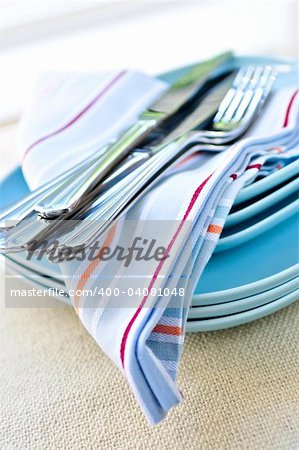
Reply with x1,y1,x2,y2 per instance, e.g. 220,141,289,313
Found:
19,68,299,424
19,70,167,188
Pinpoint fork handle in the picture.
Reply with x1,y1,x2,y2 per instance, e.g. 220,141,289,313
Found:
34,118,157,218
52,134,191,247
36,150,151,218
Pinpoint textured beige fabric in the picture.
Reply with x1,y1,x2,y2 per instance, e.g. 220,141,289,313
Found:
1,272,298,450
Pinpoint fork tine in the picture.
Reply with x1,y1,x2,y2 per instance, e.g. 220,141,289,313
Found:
258,66,277,100
213,65,276,129
230,66,264,123
211,66,250,124
216,66,257,124
240,66,276,123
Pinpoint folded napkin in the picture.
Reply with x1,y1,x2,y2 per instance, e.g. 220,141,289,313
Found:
19,66,299,424
19,70,167,188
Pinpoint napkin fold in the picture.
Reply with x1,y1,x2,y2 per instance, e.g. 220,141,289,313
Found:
19,67,299,424
19,70,167,188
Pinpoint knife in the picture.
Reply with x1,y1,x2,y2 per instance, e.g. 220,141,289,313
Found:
34,51,233,218
22,72,235,252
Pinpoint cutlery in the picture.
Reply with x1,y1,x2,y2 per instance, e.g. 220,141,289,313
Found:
54,65,277,250
0,142,111,229
0,144,151,230
0,152,151,251
34,51,233,218
1,65,276,253
17,65,276,253
0,69,236,253
0,52,232,230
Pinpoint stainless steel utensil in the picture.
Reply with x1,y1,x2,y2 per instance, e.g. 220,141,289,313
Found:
0,52,232,231
7,65,276,254
0,147,152,229
57,66,277,249
34,52,233,217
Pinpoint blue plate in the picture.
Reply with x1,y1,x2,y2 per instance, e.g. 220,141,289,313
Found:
216,199,298,252
186,289,298,332
225,176,299,228
190,277,298,317
234,159,299,205
0,167,29,208
195,210,298,295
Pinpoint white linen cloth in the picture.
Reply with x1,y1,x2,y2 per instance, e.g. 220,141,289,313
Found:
19,68,299,424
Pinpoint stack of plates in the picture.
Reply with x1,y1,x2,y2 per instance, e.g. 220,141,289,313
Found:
1,159,298,332
189,159,298,331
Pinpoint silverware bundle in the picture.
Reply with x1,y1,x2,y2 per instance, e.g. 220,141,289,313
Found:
0,52,276,254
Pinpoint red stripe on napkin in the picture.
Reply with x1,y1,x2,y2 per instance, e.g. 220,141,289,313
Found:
120,174,212,368
283,89,298,127
23,71,126,159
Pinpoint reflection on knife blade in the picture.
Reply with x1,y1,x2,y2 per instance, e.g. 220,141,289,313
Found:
26,72,236,250
34,51,234,218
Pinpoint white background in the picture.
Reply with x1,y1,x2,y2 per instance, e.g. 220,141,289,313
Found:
0,1,298,123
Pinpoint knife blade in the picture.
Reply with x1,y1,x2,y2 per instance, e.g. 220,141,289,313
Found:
22,72,235,252
35,51,233,218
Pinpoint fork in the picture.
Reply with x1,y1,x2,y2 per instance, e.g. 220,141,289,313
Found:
0,144,148,230
9,65,276,253
36,65,275,223
0,54,234,232
57,65,276,249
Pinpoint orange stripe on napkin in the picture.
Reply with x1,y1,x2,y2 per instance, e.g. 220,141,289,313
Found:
73,224,116,312
272,146,283,153
153,324,182,336
207,224,222,234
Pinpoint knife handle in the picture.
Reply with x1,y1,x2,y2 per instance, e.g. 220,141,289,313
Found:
34,118,157,218
0,151,98,229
